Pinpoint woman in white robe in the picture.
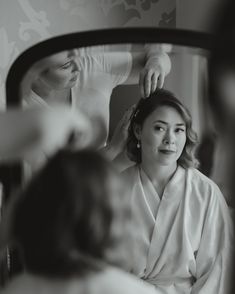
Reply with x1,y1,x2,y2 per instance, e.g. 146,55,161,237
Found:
121,88,234,294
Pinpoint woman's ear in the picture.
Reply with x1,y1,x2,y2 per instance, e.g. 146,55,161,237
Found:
133,123,141,140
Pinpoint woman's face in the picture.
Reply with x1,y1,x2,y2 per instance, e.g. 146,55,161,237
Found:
39,50,80,90
136,106,187,167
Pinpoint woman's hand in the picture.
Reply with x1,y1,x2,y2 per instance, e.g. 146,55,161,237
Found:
139,51,171,98
103,104,136,160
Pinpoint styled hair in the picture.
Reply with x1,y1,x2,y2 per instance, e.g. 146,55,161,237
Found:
11,149,130,278
126,88,199,168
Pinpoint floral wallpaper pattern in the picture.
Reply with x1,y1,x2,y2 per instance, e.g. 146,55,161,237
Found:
0,0,175,107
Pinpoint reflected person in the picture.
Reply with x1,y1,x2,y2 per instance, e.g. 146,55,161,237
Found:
23,46,171,148
121,89,233,294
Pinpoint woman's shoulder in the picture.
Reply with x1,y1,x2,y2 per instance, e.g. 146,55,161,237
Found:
188,167,217,185
187,167,225,199
183,168,232,217
121,165,139,184
1,268,156,294
90,266,157,294
121,164,138,175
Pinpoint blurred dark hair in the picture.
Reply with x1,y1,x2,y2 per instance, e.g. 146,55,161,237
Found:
10,149,129,278
208,2,235,291
209,36,235,128
126,88,198,168
209,0,235,128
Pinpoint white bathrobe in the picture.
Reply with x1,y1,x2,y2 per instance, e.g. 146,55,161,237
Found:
122,165,233,294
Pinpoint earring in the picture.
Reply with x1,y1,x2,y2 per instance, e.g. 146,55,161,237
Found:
137,141,141,148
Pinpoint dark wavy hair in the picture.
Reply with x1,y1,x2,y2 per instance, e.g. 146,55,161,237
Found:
126,88,199,168
10,149,130,278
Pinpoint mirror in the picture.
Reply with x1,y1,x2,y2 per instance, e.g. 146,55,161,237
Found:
5,29,213,169
4,29,233,293
4,28,218,199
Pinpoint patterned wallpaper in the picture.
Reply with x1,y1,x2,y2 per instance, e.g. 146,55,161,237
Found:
0,0,176,107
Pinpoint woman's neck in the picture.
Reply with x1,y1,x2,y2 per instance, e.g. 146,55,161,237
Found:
140,160,177,197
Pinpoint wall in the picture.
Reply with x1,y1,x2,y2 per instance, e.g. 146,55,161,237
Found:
176,0,223,32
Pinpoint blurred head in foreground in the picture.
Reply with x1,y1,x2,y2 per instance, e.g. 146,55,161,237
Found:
8,149,132,278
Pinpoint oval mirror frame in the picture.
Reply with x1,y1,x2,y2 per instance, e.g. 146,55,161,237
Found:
3,28,215,197
2,27,214,198
3,28,214,194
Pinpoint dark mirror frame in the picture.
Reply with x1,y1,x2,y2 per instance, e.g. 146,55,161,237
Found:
2,27,214,197
2,28,214,277
6,28,214,106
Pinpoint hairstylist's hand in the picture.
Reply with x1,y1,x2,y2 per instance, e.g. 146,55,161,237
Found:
103,104,136,160
139,51,171,98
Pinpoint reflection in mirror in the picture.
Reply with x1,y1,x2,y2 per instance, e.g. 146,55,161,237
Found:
21,43,173,148
20,44,212,178
1,41,234,294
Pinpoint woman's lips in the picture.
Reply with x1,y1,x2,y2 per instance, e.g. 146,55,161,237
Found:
159,149,176,154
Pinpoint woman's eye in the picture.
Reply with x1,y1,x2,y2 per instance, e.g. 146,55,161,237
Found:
175,128,185,133
60,61,72,69
154,126,164,131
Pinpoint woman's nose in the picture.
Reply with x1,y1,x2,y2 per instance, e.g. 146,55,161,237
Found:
163,131,175,145
71,60,79,73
